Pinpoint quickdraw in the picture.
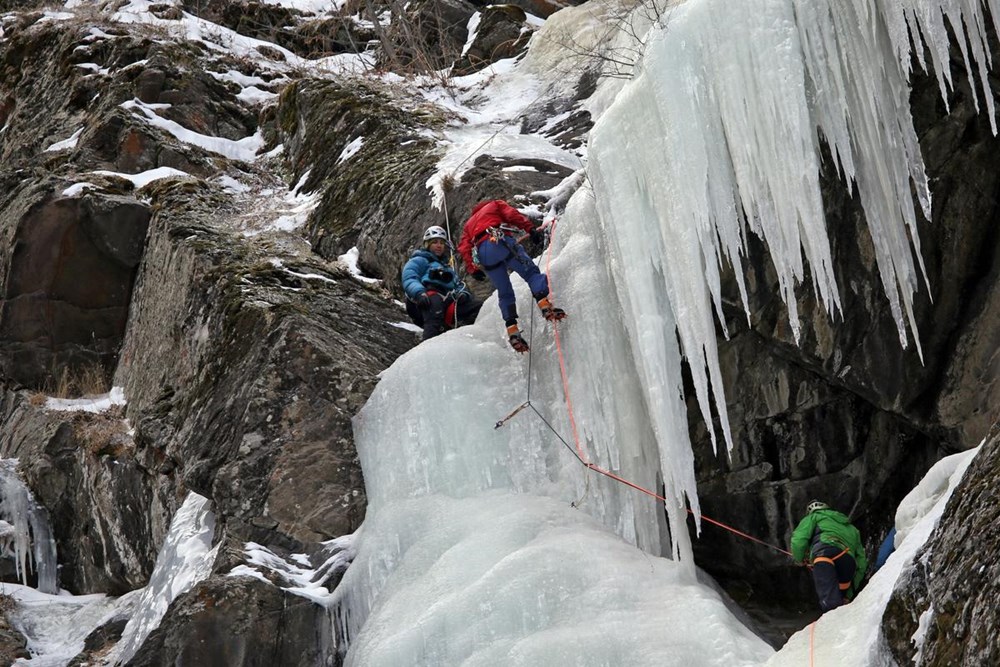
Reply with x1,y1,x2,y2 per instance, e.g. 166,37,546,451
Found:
495,401,531,429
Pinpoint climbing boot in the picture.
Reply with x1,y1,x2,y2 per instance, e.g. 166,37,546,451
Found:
536,296,566,322
507,324,530,353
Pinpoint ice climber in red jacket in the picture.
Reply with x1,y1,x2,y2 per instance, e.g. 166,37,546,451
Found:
457,200,566,353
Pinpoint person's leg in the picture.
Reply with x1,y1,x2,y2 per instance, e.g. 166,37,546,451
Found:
405,298,424,327
479,238,529,352
454,291,482,326
507,243,565,319
835,554,858,600
810,559,846,611
483,263,517,321
508,243,549,298
421,292,447,340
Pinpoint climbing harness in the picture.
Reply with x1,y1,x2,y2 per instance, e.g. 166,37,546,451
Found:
812,547,850,567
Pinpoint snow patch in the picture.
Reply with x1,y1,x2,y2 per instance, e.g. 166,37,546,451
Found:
44,387,127,413
339,247,380,284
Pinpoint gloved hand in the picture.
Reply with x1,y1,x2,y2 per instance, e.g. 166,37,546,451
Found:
416,292,431,308
529,227,545,244
470,270,486,282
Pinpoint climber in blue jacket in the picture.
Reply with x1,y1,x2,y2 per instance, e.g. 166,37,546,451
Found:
402,225,481,340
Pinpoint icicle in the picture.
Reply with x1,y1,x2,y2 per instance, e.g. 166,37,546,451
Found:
895,0,999,135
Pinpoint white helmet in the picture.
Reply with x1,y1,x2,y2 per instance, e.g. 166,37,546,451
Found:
806,500,829,514
423,225,448,243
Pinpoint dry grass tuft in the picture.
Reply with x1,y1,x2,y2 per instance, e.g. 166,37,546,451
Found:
49,363,109,400
75,414,133,460
439,172,456,192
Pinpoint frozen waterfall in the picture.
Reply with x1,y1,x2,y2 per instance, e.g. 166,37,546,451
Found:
335,0,997,664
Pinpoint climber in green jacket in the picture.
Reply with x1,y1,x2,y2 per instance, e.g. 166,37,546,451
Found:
790,500,868,612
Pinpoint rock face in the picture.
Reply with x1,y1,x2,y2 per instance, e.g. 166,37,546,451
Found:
881,426,1000,667
452,4,532,76
114,179,416,549
272,77,446,278
0,391,163,594
180,0,377,59
124,575,335,667
687,30,1000,617
272,77,575,294
0,0,419,646
0,593,28,665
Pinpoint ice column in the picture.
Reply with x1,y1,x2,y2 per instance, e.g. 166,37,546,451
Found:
0,459,58,594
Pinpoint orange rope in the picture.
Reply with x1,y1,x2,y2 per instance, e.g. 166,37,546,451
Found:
544,217,585,461
536,215,793,559
809,620,816,666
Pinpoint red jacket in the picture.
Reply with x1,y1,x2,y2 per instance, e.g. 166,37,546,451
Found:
457,200,534,272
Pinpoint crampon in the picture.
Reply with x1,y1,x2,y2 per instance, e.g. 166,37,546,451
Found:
509,333,530,353
541,306,567,322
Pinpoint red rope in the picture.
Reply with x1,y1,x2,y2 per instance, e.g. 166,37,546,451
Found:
538,215,792,559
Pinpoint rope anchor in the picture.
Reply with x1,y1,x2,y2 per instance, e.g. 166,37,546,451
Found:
495,400,531,429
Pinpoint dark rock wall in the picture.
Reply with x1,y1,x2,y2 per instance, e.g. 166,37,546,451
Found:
271,77,574,296
0,2,413,603
0,391,164,594
452,4,531,76
181,0,377,59
272,77,445,281
0,190,149,390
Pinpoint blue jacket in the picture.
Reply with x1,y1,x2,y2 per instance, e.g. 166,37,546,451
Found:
401,248,463,300
873,526,896,573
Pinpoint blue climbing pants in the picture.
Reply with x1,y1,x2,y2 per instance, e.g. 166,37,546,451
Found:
476,234,548,323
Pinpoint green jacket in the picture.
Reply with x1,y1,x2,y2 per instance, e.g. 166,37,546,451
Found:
790,508,868,593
